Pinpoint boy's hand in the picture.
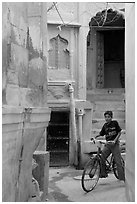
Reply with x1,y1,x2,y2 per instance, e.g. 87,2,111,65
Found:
107,140,115,145
95,135,100,139
91,137,96,144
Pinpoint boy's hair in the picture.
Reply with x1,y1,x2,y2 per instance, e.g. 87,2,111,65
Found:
104,111,113,118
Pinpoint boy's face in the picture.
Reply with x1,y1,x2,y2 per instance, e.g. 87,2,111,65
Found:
104,114,112,123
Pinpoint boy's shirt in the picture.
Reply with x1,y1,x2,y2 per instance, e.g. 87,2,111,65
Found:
100,120,122,141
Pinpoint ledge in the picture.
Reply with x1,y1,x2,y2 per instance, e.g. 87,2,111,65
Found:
48,80,75,86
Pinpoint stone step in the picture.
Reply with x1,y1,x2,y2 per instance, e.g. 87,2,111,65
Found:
87,89,125,102
92,128,125,141
93,110,125,119
92,118,125,129
93,101,125,111
88,94,125,102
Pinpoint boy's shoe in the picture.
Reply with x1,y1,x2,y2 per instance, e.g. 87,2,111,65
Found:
118,178,125,182
99,173,108,178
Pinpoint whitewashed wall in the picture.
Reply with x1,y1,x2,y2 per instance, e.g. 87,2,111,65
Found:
125,3,135,201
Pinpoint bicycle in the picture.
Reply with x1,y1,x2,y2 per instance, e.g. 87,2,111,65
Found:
81,137,125,192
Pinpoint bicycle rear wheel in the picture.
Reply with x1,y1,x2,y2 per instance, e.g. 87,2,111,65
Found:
81,157,100,192
112,156,125,179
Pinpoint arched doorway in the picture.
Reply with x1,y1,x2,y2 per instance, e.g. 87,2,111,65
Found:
87,8,125,101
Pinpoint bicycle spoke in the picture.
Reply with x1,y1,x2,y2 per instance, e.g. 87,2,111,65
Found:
81,158,100,192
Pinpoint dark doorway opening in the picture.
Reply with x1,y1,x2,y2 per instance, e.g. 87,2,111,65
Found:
96,29,125,89
88,8,125,90
47,111,69,166
103,29,125,88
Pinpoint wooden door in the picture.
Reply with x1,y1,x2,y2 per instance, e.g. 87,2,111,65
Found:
96,32,104,88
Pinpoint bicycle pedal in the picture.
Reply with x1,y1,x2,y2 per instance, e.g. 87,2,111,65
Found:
89,173,94,178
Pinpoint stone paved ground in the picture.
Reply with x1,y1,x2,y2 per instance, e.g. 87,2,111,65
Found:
46,166,126,202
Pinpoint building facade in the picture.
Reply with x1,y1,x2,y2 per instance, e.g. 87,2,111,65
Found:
46,2,135,201
46,2,125,166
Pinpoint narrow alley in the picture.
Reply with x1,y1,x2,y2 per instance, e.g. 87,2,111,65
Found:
2,2,135,202
47,166,126,202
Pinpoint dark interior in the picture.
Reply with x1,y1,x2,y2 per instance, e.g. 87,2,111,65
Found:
47,111,69,166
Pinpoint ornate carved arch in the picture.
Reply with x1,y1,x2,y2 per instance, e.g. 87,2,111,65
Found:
89,8,125,27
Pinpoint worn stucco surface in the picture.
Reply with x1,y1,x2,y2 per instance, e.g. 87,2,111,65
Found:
125,3,135,201
2,106,51,201
2,2,48,107
2,2,50,202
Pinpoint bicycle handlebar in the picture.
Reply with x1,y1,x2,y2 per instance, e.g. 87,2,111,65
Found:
91,137,125,146
91,137,106,144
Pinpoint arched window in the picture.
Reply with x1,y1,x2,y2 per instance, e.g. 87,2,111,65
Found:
48,34,70,69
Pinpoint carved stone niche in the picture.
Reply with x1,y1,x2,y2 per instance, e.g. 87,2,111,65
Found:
48,86,64,100
47,84,69,100
47,81,75,102
48,34,70,69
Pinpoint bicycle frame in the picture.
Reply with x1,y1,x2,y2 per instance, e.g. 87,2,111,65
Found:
97,151,114,172
93,140,114,173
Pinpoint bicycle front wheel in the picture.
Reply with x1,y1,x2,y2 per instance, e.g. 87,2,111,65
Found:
81,157,100,192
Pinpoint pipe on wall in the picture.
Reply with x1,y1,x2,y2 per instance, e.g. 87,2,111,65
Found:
66,82,78,166
77,109,84,169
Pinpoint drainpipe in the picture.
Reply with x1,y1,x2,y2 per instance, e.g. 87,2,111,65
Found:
66,82,78,166
77,109,84,169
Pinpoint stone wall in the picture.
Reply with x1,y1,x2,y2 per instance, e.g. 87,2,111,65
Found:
2,2,51,202
2,106,51,201
125,3,135,201
2,2,48,107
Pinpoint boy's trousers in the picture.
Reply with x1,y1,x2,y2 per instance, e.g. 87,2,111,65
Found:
100,142,125,181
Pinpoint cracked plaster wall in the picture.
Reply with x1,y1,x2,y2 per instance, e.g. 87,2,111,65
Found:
2,2,50,202
2,2,48,107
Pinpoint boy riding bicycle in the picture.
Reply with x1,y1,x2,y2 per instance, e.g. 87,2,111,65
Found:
94,111,125,181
